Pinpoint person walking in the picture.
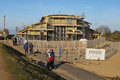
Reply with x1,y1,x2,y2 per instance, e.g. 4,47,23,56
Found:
20,37,23,45
47,49,55,70
50,49,55,68
13,37,15,46
24,40,29,57
29,42,33,55
59,46,62,61
15,37,17,46
47,49,51,57
50,49,55,60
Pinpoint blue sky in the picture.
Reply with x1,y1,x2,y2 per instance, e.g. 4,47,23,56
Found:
0,0,120,34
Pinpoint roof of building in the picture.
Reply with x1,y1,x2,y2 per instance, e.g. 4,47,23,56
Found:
44,14,85,19
47,14,77,17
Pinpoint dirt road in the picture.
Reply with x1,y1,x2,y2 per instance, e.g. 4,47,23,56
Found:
0,40,104,80
74,43,120,78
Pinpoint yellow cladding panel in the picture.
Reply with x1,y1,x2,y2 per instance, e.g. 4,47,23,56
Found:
35,25,41,28
20,32,22,34
49,19,54,24
67,27,76,30
30,31,40,35
30,31,36,34
41,23,47,29
49,18,76,25
75,27,77,30
41,23,46,26
71,19,76,24
27,25,32,29
28,31,30,34
54,19,67,24
43,32,47,35
54,19,59,24
45,17,49,22
67,32,74,34
59,19,68,24
67,27,73,30
32,24,46,29
66,35,68,38
29,31,47,35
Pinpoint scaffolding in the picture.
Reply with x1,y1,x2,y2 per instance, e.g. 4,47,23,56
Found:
17,14,93,41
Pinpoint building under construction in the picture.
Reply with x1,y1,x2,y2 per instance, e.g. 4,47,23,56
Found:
17,14,99,41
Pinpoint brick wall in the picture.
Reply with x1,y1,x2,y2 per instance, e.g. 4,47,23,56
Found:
29,37,106,62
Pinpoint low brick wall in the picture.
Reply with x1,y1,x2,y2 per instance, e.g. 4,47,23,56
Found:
28,37,106,62
29,37,105,51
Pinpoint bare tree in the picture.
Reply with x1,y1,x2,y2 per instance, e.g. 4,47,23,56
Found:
95,25,111,35
3,28,9,37
0,30,3,34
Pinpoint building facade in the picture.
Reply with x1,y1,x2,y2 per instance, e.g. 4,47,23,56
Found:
17,14,96,41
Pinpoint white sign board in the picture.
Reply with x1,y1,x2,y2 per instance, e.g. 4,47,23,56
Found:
86,48,105,60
